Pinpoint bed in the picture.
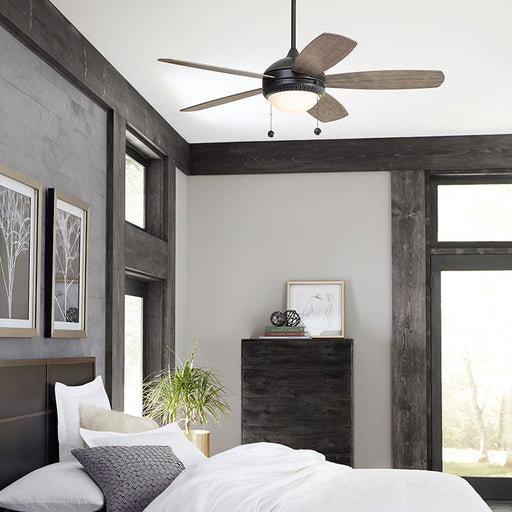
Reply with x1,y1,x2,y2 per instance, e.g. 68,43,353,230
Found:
0,357,492,512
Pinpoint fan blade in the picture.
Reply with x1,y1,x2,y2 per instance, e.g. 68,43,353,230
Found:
181,89,262,112
158,58,272,79
307,93,349,122
292,33,357,76
326,70,445,89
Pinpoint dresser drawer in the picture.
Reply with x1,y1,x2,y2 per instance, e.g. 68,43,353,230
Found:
242,368,351,398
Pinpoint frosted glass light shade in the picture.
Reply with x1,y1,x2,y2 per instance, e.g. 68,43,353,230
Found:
267,90,319,114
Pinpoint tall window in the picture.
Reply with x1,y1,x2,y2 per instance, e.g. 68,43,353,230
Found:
125,149,147,229
124,278,148,416
431,175,512,499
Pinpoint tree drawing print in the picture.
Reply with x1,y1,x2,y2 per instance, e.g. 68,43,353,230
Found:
0,184,31,320
54,207,81,323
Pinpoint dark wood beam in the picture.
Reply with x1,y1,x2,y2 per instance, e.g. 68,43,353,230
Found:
190,134,512,175
105,111,126,409
125,223,168,280
0,0,190,172
162,158,176,369
391,171,428,469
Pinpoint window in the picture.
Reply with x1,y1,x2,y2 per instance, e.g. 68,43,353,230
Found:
430,174,512,500
124,278,148,417
433,177,512,245
125,149,147,229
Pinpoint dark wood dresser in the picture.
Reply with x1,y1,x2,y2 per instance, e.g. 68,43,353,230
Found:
241,338,353,466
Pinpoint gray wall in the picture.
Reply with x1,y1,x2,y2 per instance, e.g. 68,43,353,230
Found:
176,171,393,468
0,25,107,375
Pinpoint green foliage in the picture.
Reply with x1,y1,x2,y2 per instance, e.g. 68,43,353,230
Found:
444,460,512,478
143,341,230,433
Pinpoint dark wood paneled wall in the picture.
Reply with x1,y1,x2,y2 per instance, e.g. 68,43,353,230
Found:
0,0,190,173
190,134,512,175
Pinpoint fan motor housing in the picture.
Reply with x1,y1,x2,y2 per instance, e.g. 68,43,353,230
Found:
262,53,326,99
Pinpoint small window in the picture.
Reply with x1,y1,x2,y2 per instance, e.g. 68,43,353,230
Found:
124,278,147,417
437,183,512,242
125,151,146,228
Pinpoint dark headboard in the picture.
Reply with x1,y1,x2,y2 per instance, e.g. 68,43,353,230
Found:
0,357,95,490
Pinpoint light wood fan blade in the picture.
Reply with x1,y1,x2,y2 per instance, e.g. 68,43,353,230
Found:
292,33,357,76
307,93,349,122
326,70,445,89
181,89,262,112
158,59,273,79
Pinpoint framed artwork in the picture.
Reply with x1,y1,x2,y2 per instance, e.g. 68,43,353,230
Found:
287,280,345,338
46,189,89,338
0,165,42,337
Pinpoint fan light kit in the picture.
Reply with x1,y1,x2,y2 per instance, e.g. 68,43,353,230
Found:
158,0,444,135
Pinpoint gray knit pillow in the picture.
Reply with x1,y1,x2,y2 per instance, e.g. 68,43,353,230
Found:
72,445,184,512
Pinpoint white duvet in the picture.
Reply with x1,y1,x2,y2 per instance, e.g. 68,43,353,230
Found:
144,443,491,512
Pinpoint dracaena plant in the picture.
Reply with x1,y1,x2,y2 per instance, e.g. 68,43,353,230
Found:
142,341,230,434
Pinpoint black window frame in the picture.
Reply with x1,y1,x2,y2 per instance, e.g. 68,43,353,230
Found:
429,172,512,501
430,174,512,250
125,146,149,231
124,277,149,411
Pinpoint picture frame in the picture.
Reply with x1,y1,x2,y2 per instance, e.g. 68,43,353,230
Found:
46,189,89,338
0,164,42,337
287,280,345,338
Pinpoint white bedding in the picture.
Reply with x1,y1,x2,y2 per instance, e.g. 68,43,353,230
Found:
144,442,491,512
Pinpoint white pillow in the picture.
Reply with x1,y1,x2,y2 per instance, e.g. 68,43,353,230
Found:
0,461,104,512
80,423,207,468
55,376,111,461
79,403,158,433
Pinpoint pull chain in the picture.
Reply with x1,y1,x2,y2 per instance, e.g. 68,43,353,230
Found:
314,97,321,135
268,103,275,138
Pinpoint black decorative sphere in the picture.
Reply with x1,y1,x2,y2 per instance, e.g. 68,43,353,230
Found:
270,311,286,326
267,130,275,138
285,309,301,327
314,127,322,136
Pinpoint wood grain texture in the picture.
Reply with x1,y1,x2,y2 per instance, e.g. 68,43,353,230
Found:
242,368,352,397
158,59,266,79
146,159,166,239
391,171,428,469
292,33,357,75
190,134,512,175
242,340,352,369
307,93,348,122
181,89,262,112
326,70,445,90
241,338,353,466
125,223,168,280
242,424,352,466
145,281,163,376
162,157,176,369
105,111,126,409
0,0,190,173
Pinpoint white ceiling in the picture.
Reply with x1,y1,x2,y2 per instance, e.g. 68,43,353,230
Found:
50,0,512,144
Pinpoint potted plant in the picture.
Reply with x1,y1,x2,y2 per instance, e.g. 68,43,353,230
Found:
142,341,230,456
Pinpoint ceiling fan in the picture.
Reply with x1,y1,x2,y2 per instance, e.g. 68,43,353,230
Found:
158,0,444,125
